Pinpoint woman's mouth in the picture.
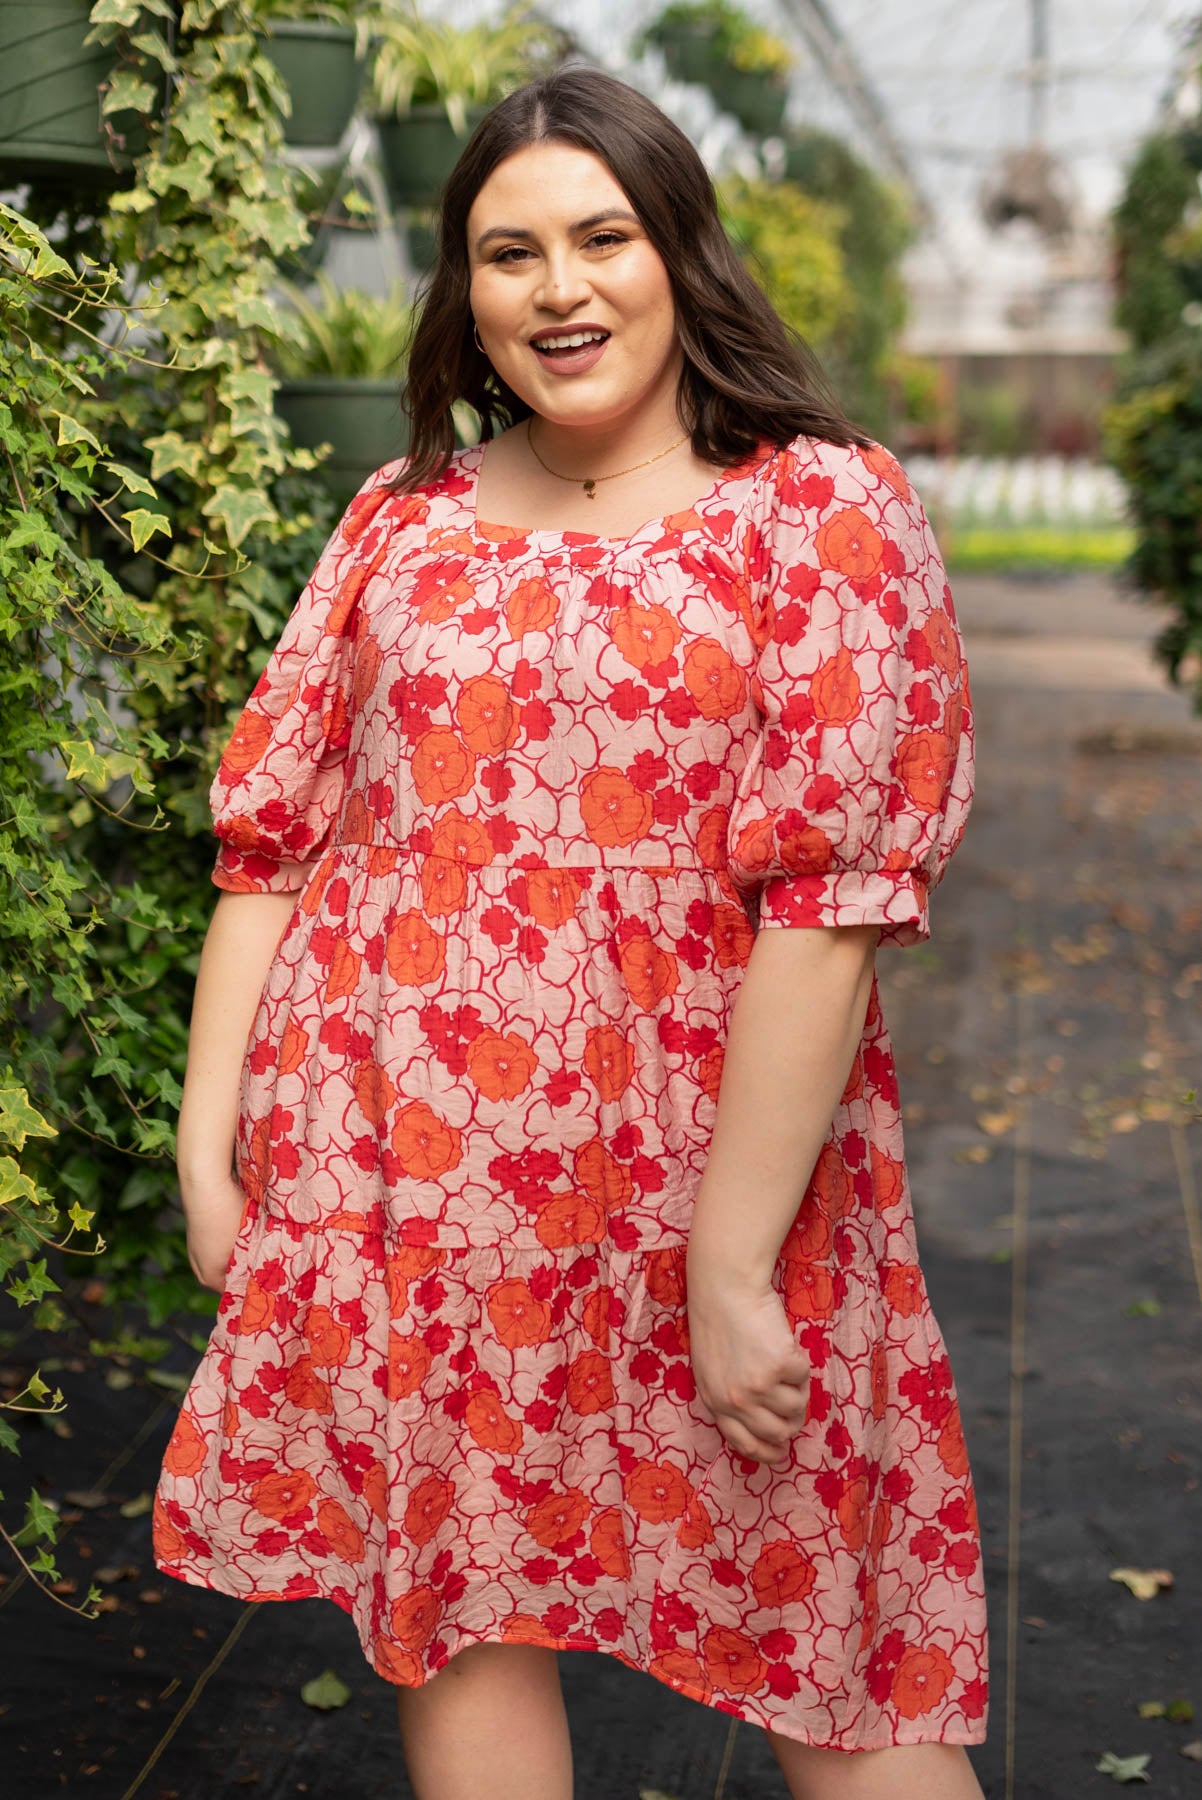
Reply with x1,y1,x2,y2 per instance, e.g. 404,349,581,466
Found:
529,327,611,375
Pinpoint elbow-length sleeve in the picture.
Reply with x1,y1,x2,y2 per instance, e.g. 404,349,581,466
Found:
208,469,398,894
726,444,974,949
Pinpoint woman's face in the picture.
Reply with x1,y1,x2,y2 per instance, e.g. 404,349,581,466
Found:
466,141,682,431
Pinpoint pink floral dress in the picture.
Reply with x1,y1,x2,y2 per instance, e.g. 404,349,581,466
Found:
153,431,989,1750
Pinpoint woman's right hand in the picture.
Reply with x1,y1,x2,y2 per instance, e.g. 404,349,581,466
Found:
180,1170,249,1293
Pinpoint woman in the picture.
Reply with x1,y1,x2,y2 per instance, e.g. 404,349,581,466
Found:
155,64,988,1800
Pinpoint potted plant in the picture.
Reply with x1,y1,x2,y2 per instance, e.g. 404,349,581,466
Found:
0,0,151,185
257,1,364,150
638,0,795,138
358,2,563,209
272,273,413,500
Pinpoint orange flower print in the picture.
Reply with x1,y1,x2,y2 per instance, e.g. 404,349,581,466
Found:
922,608,961,677
810,644,863,723
391,1101,463,1180
815,505,885,579
574,1138,633,1213
812,1141,854,1218
429,806,493,866
251,1467,318,1523
643,1247,686,1309
697,803,730,871
871,1338,888,1422
651,1648,710,1702
152,1495,190,1565
277,1015,309,1077
284,1357,333,1414
374,1641,424,1685
869,1498,893,1560
937,1400,971,1478
388,1330,433,1400
412,726,476,805
610,597,681,670
324,937,362,1003
834,1472,869,1551
623,1459,690,1524
697,1043,725,1101
352,635,383,711
581,1284,613,1349
236,1272,277,1335
882,1264,924,1317
391,1584,440,1649
465,1387,524,1454
420,855,468,918
777,817,835,877
782,1259,835,1321
675,1487,716,1550
404,1472,455,1547
535,1190,607,1249
354,1056,396,1127
163,1411,207,1478
751,1540,817,1608
895,729,954,814
525,867,584,928
871,1144,906,1213
565,1348,615,1415
702,1626,767,1697
386,910,447,986
579,768,652,848
711,903,754,969
859,1573,879,1651
305,1304,352,1368
524,1487,589,1549
583,1024,634,1101
618,930,679,1012
221,708,272,776
362,1459,389,1524
787,1197,832,1262
683,638,746,720
457,673,520,755
466,1028,538,1102
590,1507,631,1579
858,442,912,501
486,1276,553,1348
317,1496,365,1564
890,1644,956,1719
505,576,559,638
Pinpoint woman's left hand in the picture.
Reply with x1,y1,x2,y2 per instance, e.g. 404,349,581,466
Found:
686,1266,810,1468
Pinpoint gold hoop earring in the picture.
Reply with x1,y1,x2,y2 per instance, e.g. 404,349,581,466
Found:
473,322,487,355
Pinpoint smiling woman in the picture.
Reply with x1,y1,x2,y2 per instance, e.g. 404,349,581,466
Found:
154,60,989,1800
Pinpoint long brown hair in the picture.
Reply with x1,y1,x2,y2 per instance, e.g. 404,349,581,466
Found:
395,65,873,494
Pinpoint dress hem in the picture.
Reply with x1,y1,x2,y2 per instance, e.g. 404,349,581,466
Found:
153,1556,989,1755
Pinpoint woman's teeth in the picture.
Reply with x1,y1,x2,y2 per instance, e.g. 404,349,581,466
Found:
534,331,609,354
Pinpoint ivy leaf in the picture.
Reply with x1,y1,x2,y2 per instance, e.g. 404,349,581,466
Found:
122,508,172,553
103,461,156,499
203,485,276,549
62,740,142,789
1096,1752,1151,1783
55,414,102,451
1111,1567,1174,1600
144,431,205,481
8,515,58,556
0,1088,58,1150
0,1156,39,1211
300,1669,351,1711
89,0,143,22
101,72,157,116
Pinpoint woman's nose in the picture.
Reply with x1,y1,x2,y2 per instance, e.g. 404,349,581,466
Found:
534,252,591,309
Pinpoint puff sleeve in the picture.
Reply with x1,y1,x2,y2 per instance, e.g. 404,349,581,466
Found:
208,468,398,894
725,444,974,949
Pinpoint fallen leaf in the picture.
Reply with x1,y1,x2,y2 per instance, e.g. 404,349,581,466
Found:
639,1792,684,1800
118,1492,154,1519
1139,1702,1167,1719
1166,1699,1195,1723
978,1110,1017,1136
63,1490,108,1510
1110,1112,1141,1134
1180,1740,1202,1760
954,1145,993,1164
1022,1616,1048,1629
1110,1567,1174,1600
1125,1298,1162,1318
1096,1751,1151,1783
300,1668,351,1711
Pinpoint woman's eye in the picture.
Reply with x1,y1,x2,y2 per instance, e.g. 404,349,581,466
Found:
492,231,627,265
588,231,626,249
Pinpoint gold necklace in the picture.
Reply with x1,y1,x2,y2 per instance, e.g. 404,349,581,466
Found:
526,417,690,499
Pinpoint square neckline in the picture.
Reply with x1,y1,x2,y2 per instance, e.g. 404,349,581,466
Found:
460,435,780,551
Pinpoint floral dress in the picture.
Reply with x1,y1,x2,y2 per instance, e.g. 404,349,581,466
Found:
153,430,989,1751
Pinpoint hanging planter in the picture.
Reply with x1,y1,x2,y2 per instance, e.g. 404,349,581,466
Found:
257,18,361,150
654,21,720,85
375,104,488,210
276,379,408,503
0,0,150,185
708,66,789,138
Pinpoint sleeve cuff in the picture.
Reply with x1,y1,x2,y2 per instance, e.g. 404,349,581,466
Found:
756,869,931,948
212,842,314,894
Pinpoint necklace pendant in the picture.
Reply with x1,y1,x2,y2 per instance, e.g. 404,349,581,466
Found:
583,478,597,499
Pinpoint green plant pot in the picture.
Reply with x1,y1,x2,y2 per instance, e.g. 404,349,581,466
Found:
405,212,438,274
0,0,149,184
258,19,361,150
376,104,488,209
276,378,409,504
654,21,720,85
709,66,789,137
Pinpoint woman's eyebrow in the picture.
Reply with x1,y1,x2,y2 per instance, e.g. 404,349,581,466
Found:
473,208,641,254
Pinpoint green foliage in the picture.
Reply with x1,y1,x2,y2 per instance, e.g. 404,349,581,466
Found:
780,127,916,438
640,0,795,74
359,1,564,133
9,0,340,1334
0,201,186,1617
1104,328,1202,710
260,0,357,21
273,274,413,378
943,525,1134,575
717,176,849,357
1113,133,1197,351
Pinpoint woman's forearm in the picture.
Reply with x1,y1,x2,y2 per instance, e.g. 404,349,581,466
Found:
175,889,298,1191
687,922,879,1288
